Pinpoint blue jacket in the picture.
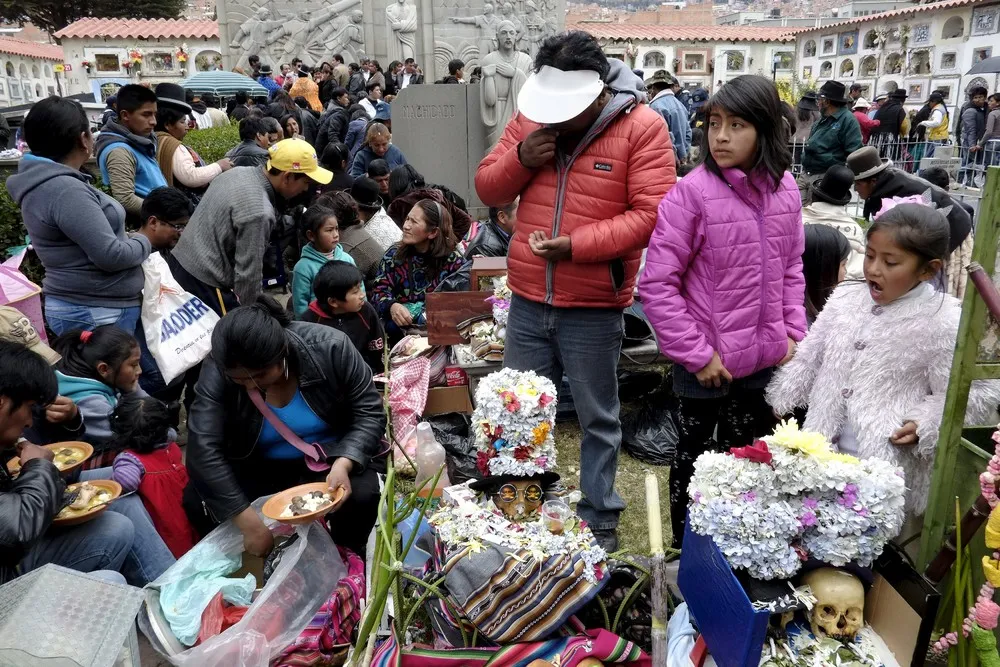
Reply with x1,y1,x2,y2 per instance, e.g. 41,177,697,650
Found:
649,90,692,160
345,119,367,162
258,75,281,99
349,144,407,178
55,372,119,449
291,242,358,318
94,120,167,198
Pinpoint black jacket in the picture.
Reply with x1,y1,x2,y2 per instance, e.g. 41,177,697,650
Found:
873,99,906,139
438,220,512,292
186,322,386,523
298,108,319,146
863,168,972,253
315,104,350,157
0,458,64,584
301,301,386,374
394,72,424,89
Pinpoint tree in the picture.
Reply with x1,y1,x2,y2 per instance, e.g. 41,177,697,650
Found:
0,0,186,39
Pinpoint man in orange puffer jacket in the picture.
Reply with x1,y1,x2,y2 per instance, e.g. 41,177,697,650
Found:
475,31,676,551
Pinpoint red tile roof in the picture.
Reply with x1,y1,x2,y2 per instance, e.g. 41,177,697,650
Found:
794,0,981,34
0,36,64,61
569,23,798,42
55,18,218,40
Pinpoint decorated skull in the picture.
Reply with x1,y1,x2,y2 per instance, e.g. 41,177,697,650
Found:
493,479,544,520
802,568,865,642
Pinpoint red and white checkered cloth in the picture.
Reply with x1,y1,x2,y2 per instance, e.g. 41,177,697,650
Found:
387,355,430,475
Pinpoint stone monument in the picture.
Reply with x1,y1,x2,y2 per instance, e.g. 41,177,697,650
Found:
479,21,532,146
217,0,564,83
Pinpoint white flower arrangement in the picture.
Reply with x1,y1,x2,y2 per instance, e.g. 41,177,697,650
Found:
473,368,558,479
429,499,608,584
688,421,906,580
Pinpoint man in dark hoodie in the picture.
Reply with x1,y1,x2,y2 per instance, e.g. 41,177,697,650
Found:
315,87,351,157
95,84,168,221
475,31,675,552
224,116,272,167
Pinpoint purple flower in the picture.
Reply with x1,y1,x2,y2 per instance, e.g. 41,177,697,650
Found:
742,491,757,502
803,497,818,510
800,511,817,527
856,507,869,517
693,492,703,504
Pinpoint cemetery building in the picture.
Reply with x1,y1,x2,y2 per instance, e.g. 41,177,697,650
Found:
0,38,64,108
575,24,797,89
793,0,1000,109
54,18,222,102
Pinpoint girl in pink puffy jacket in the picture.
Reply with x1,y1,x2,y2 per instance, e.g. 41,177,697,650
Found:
638,75,807,547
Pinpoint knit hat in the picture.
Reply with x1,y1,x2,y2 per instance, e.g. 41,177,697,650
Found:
469,368,560,491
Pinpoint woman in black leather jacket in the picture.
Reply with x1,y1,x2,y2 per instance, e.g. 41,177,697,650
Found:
184,296,385,558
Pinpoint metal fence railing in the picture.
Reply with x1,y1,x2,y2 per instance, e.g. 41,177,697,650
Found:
789,136,993,221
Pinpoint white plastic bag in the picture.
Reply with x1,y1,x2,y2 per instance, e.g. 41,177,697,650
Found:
141,253,219,384
138,497,347,667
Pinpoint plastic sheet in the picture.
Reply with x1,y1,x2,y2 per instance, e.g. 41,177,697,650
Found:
139,497,346,667
621,390,680,466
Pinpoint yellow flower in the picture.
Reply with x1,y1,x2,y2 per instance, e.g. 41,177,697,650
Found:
532,422,551,445
765,420,859,464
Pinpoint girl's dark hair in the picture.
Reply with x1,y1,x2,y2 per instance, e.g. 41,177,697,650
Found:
211,295,290,370
279,113,299,136
316,190,360,229
52,326,138,385
389,164,425,200
109,395,171,453
155,105,189,133
397,199,457,265
302,202,337,236
803,224,851,321
321,142,351,171
24,96,90,161
700,74,792,190
866,203,950,264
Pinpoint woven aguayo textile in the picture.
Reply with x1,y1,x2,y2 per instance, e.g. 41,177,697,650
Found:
422,531,608,645
371,628,650,666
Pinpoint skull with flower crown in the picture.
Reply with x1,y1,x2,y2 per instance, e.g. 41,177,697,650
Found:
469,369,559,520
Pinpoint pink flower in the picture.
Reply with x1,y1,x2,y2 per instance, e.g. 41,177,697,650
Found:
535,456,548,468
538,393,554,408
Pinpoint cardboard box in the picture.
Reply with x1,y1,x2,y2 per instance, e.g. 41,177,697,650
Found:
678,524,939,667
470,257,508,292
423,385,473,416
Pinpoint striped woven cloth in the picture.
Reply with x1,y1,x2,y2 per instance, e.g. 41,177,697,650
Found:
371,628,650,666
274,547,366,666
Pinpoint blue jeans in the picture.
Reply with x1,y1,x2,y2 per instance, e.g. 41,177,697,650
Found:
44,297,166,394
21,511,133,578
503,295,626,530
80,468,176,585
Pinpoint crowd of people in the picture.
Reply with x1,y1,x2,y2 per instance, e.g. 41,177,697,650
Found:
0,29,997,594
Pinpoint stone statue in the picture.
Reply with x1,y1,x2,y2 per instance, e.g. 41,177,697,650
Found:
522,0,550,59
498,2,524,49
480,21,532,146
314,9,365,64
229,7,285,70
450,3,501,61
386,0,417,63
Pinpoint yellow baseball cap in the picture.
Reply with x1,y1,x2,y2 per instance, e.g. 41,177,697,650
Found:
0,306,60,365
266,138,333,185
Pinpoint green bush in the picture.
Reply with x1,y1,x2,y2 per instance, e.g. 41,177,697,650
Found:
186,124,240,163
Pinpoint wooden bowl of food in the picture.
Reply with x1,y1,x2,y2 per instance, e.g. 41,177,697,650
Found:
7,441,93,477
53,480,121,527
262,482,346,526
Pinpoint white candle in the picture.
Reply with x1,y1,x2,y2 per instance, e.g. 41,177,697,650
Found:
645,472,664,555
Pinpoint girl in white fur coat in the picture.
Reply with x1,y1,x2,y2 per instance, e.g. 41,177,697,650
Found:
767,202,1000,516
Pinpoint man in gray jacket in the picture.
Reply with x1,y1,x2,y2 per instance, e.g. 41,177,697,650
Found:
169,139,332,315
224,116,272,167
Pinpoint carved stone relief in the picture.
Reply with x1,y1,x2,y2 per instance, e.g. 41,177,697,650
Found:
217,0,564,83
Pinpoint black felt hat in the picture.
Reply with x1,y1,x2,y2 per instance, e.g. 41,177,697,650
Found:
810,164,855,206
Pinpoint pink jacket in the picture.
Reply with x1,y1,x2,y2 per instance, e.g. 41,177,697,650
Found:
639,165,807,379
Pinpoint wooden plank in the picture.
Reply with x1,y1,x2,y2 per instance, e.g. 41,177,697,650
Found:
918,166,1000,568
425,291,493,346
469,256,508,293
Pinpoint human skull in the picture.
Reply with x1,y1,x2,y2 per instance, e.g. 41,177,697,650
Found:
802,568,865,642
492,479,544,521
